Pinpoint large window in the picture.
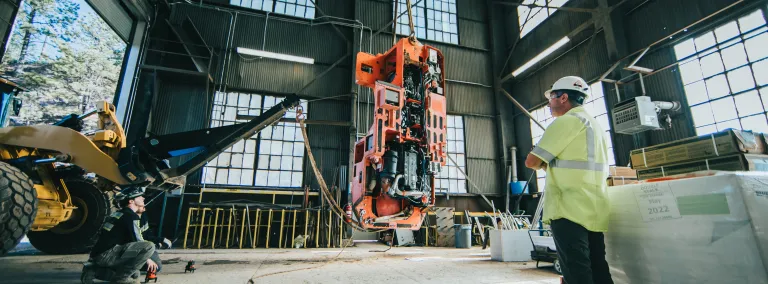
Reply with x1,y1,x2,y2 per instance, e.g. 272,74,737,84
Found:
530,82,614,191
394,0,458,44
203,92,308,188
230,0,316,19
517,0,569,38
435,115,467,193
674,9,768,135
583,83,615,166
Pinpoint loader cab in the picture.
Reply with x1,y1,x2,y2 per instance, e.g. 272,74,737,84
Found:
0,77,23,127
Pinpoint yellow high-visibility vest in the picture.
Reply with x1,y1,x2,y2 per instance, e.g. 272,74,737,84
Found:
530,106,610,232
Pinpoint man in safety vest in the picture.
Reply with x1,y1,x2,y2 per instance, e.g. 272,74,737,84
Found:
525,76,612,284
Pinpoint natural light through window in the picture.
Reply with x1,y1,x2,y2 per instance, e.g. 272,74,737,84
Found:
436,115,467,193
230,0,316,19
518,0,569,38
674,9,768,135
530,82,614,191
203,92,307,188
394,0,458,44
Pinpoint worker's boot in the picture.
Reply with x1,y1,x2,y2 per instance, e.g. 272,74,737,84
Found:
109,278,140,284
95,266,116,281
80,262,96,284
108,269,141,284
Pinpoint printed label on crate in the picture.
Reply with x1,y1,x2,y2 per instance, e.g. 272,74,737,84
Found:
634,182,682,222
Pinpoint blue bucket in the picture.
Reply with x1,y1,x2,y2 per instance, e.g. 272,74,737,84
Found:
510,181,528,195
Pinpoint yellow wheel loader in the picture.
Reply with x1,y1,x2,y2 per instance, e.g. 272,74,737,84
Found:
0,77,299,255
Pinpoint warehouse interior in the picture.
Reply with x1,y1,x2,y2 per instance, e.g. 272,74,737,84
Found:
1,0,768,283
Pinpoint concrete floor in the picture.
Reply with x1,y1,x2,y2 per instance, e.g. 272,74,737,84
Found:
1,242,560,284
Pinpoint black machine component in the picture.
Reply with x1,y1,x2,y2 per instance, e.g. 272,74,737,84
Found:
53,114,85,132
381,150,398,179
379,143,429,206
116,94,301,190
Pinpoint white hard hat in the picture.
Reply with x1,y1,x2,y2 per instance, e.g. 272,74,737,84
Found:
544,76,591,100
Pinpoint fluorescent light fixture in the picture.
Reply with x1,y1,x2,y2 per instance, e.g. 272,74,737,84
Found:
512,36,570,77
236,47,314,64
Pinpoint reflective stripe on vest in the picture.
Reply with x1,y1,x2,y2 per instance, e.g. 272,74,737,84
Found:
548,112,605,172
133,220,145,241
532,147,556,163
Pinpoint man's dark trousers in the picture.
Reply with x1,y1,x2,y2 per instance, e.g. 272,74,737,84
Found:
550,218,613,284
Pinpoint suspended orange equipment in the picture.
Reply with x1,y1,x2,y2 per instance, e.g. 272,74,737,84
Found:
350,36,447,230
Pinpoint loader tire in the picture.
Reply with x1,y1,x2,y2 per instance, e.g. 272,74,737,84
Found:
0,162,38,256
27,179,111,254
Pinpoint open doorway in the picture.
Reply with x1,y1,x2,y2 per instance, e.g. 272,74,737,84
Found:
0,0,126,129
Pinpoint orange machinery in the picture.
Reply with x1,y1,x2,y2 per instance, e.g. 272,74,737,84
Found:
350,37,446,230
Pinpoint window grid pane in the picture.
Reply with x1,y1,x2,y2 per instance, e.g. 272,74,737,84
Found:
529,83,615,191
674,9,768,136
436,115,467,194
204,92,307,188
518,0,571,38
230,0,315,19
395,0,458,44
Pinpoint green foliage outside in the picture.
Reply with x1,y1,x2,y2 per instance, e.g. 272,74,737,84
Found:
1,0,126,128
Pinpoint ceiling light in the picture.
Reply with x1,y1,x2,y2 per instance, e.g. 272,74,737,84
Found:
512,36,570,77
236,47,314,64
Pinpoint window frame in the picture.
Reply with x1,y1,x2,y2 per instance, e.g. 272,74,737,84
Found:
673,9,768,136
229,0,316,19
435,115,468,194
394,0,460,45
202,92,308,189
517,0,570,38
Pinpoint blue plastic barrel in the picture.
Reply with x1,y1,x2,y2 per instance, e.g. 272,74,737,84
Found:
454,224,472,248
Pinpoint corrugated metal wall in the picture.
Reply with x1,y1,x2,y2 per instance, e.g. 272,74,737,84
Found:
504,0,750,189
150,74,212,182
446,82,496,115
465,116,500,194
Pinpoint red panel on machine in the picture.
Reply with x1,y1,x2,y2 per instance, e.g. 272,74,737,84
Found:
350,38,446,231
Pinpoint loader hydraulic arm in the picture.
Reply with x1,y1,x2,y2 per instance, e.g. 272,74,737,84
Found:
116,94,301,191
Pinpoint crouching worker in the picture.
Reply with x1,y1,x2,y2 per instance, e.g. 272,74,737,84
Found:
80,187,164,284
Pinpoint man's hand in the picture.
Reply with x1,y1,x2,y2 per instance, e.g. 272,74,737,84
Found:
146,258,158,273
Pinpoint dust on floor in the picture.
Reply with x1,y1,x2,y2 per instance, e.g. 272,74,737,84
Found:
0,243,560,284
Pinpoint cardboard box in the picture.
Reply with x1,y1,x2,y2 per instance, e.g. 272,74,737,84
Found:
605,173,768,283
630,129,765,170
636,154,768,180
609,166,636,178
607,176,638,186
